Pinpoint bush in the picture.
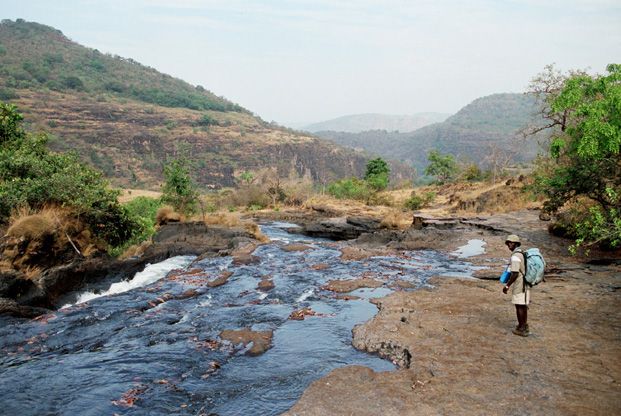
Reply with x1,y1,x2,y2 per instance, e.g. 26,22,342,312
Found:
161,158,199,215
404,191,435,210
0,103,139,247
327,178,372,201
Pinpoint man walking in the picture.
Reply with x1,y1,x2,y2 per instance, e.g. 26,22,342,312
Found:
502,234,530,336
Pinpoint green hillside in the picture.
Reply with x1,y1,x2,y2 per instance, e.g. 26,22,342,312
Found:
0,19,243,112
0,19,382,189
316,93,544,171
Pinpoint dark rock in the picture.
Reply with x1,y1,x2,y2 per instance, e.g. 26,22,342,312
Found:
0,297,49,318
300,216,382,240
0,270,36,300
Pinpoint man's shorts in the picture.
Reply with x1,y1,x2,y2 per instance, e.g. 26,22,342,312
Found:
512,290,531,305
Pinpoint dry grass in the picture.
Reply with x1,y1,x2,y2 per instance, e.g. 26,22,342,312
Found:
117,240,152,260
118,189,162,203
202,212,269,242
155,206,183,225
379,209,413,230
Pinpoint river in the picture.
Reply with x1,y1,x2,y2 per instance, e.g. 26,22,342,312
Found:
0,222,479,415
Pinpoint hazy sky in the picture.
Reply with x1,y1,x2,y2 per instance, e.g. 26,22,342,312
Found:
3,0,620,124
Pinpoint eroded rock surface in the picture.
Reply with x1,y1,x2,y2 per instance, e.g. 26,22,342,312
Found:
219,328,273,356
322,278,383,293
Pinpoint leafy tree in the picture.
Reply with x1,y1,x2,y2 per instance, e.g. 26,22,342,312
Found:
364,157,390,191
530,63,621,252
161,157,199,215
424,150,458,184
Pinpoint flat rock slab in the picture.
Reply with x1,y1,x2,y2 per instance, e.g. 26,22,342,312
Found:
281,243,313,252
219,328,273,356
340,246,391,261
323,278,383,293
207,271,233,288
289,266,621,415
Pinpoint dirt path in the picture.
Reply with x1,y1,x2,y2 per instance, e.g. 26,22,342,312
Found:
284,210,621,415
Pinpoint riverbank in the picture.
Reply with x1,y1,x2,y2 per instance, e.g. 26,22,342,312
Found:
284,209,621,415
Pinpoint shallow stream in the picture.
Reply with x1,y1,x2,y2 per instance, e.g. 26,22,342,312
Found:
0,222,480,415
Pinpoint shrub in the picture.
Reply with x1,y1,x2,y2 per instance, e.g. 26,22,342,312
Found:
404,191,436,210
327,178,372,201
0,103,139,247
161,158,199,215
62,76,85,90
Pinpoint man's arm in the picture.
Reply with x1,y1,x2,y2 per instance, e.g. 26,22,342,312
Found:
502,272,519,294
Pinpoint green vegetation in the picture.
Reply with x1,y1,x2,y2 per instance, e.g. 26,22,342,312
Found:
364,157,390,191
109,196,162,256
327,178,372,200
161,157,199,215
404,191,436,210
0,19,245,112
424,150,459,184
530,64,621,253
328,158,392,201
0,102,139,247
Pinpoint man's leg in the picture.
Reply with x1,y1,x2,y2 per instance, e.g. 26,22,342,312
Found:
516,305,528,330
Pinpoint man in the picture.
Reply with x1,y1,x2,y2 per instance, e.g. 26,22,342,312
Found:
502,234,530,336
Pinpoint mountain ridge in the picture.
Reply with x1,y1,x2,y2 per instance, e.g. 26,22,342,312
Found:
0,19,413,189
303,112,450,133
314,93,544,172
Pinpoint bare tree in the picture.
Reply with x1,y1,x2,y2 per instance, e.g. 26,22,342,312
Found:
483,142,515,184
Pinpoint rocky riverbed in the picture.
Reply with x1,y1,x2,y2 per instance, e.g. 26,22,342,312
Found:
284,209,621,415
1,207,619,415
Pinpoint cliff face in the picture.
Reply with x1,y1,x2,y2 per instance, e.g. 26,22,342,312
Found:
0,20,373,188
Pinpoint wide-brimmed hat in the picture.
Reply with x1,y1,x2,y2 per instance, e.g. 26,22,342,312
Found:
505,234,521,244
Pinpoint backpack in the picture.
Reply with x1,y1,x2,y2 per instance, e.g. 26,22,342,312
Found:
516,248,546,287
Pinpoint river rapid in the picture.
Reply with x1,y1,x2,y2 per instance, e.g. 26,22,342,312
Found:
0,222,479,415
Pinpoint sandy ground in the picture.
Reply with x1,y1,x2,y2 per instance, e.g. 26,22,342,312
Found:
284,210,621,415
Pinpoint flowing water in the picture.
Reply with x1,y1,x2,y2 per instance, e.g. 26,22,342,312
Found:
0,222,480,415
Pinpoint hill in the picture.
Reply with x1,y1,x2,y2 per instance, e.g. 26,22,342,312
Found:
315,93,545,172
0,19,384,188
303,112,450,133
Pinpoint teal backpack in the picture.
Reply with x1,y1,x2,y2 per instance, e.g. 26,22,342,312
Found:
517,248,546,286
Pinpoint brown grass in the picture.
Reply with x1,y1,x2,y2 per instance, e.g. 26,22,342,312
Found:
155,206,183,225
118,189,162,203
202,212,269,242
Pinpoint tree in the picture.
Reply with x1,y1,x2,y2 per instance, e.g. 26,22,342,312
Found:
364,157,390,191
161,157,199,215
529,63,621,252
424,150,458,184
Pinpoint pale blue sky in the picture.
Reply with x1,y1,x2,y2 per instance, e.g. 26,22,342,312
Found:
3,0,620,124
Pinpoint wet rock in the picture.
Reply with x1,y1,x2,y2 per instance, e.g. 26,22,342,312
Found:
281,243,313,252
0,297,49,318
257,278,275,292
219,328,273,356
0,270,36,300
340,246,391,261
299,216,382,240
334,294,361,301
323,278,383,293
311,263,330,270
178,289,200,300
207,271,233,288
289,307,318,320
232,254,260,266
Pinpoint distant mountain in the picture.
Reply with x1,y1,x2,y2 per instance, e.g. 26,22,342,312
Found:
303,113,450,133
0,19,389,188
315,93,545,172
